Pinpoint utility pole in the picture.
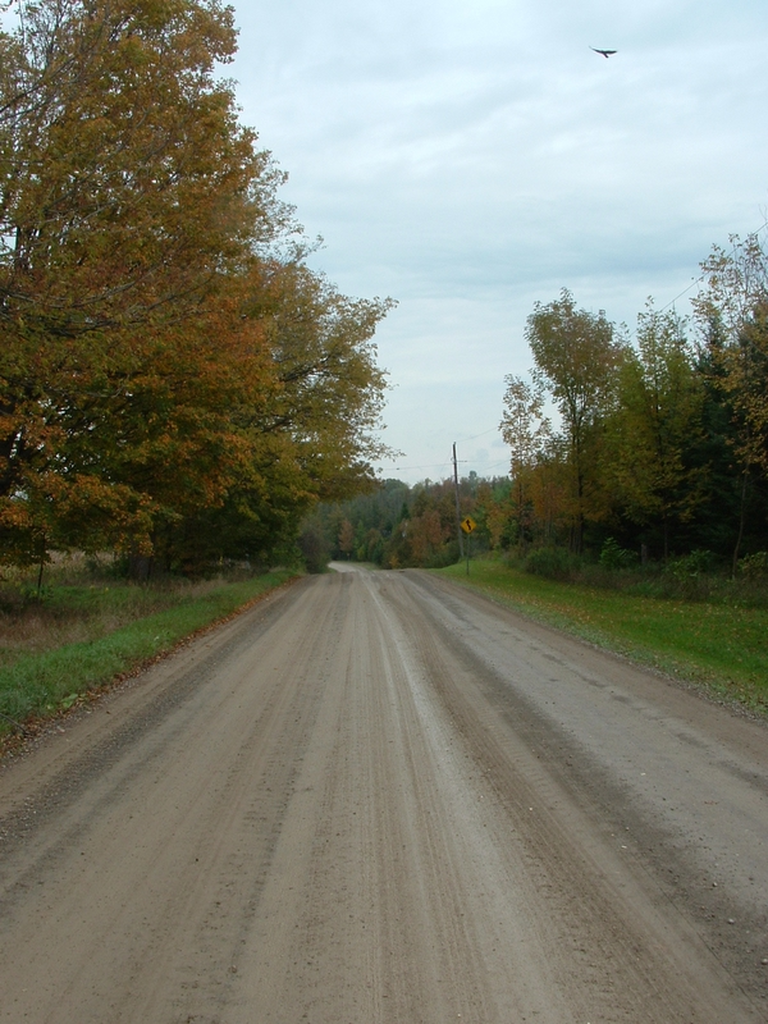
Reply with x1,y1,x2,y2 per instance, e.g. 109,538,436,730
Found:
453,442,464,560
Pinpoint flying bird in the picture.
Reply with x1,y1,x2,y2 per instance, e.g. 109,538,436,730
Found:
591,47,617,58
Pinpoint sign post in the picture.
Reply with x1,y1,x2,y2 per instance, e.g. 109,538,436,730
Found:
460,516,476,575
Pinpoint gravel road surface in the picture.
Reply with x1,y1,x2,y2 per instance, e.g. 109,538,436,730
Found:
0,564,766,1023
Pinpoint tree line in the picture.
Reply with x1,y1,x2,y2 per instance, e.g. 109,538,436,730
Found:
501,233,768,572
300,474,508,572
311,232,768,579
0,0,392,577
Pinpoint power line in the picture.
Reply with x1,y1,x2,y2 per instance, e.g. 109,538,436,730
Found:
656,217,768,318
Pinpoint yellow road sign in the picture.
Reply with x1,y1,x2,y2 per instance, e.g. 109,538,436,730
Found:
460,516,476,535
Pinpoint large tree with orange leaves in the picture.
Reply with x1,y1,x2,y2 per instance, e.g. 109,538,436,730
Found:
0,1,391,570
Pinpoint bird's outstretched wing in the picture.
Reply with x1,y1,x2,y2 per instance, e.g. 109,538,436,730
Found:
591,47,617,58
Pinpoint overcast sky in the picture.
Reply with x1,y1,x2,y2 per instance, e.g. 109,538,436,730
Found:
231,1,768,484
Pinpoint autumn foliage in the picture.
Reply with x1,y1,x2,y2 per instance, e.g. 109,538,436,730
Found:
312,234,768,577
0,1,392,573
503,246,768,568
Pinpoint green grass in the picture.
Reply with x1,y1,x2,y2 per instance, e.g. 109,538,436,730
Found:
437,558,768,715
0,570,298,738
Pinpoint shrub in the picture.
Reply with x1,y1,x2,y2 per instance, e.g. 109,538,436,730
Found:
738,551,768,580
426,540,460,569
663,549,715,580
524,547,580,581
599,537,637,570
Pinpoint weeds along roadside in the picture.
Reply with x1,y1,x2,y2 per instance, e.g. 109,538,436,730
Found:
0,565,300,747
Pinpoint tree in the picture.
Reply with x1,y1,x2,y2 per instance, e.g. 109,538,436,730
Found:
406,508,447,565
1,0,282,333
151,256,396,573
0,0,285,559
500,375,551,551
693,234,768,472
338,518,354,559
693,233,768,567
244,261,395,504
606,304,705,559
525,289,625,551
0,1,394,572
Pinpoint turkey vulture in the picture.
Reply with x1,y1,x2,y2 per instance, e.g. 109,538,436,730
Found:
591,47,617,58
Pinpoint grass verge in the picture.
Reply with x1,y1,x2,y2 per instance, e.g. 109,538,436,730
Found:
436,558,768,716
0,570,298,740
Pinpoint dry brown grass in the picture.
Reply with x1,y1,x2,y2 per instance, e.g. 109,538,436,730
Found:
0,553,234,665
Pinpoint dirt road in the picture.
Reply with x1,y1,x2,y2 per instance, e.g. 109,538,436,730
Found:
0,565,766,1023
